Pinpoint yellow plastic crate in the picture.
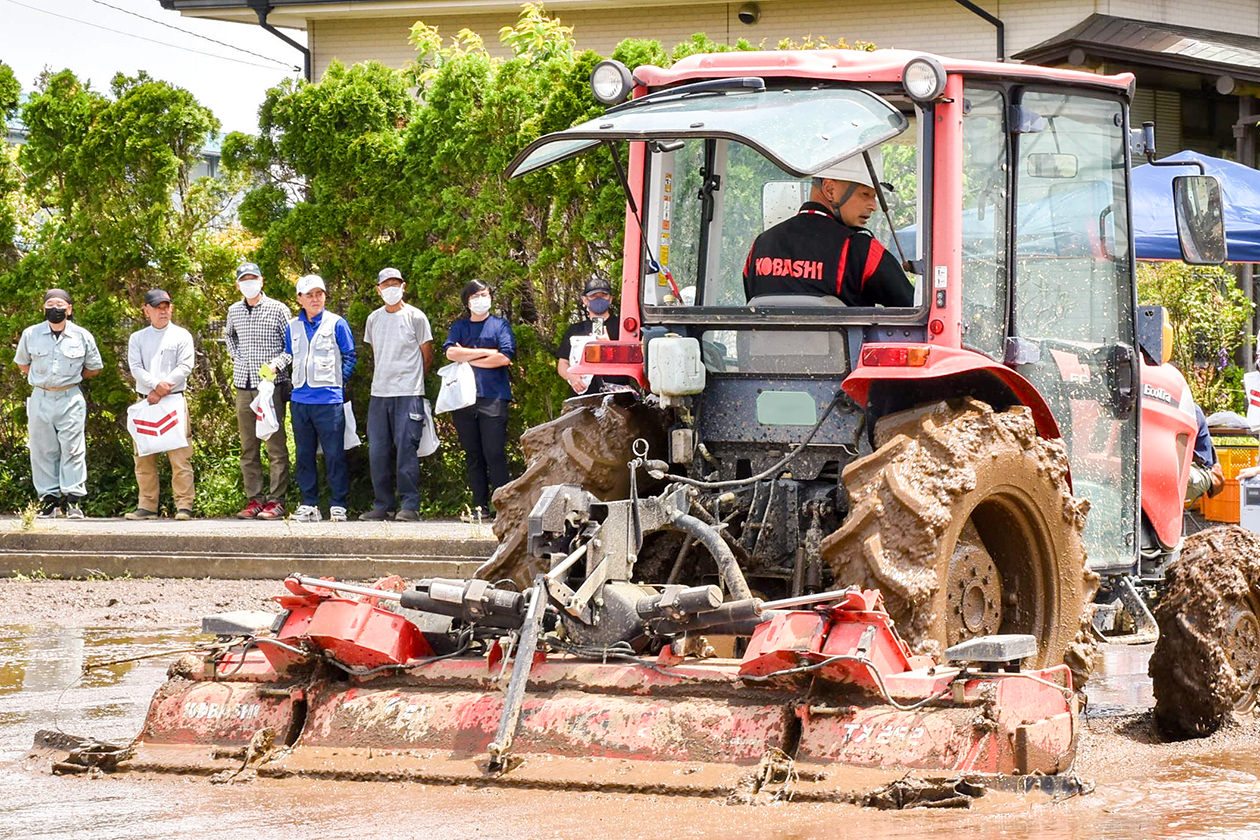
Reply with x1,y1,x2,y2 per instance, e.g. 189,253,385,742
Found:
1203,435,1259,523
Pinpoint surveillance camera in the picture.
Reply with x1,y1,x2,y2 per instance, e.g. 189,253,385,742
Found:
738,2,760,25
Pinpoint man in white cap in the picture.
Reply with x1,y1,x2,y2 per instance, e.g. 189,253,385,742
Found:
14,288,103,518
742,148,914,307
361,267,433,521
264,274,356,522
125,288,196,520
224,261,292,520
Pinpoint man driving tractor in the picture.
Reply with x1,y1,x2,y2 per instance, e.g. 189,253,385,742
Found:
741,149,915,307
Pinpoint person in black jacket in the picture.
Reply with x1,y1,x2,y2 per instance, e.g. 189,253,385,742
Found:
742,149,914,307
556,275,635,395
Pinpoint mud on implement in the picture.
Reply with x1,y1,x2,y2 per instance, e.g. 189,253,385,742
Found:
122,564,1079,803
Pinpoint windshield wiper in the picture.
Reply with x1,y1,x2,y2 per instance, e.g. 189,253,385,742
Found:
605,77,766,115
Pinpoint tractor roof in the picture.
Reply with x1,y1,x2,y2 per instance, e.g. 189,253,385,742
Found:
635,49,1135,98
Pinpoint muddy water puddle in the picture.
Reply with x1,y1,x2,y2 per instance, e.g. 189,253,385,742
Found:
2,628,1260,839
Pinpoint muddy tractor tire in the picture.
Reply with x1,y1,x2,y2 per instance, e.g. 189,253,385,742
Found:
820,398,1098,684
1150,526,1260,739
483,395,669,586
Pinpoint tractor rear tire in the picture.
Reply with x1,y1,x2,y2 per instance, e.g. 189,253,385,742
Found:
820,398,1098,684
1151,526,1260,739
482,394,669,586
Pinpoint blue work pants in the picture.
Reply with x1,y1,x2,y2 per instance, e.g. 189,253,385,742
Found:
290,401,348,508
367,395,424,512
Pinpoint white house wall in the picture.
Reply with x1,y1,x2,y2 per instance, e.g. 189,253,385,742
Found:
304,0,1260,79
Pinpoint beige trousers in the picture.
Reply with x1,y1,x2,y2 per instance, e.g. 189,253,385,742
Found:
134,406,195,511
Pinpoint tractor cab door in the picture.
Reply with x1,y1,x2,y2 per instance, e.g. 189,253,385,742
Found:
1006,89,1139,571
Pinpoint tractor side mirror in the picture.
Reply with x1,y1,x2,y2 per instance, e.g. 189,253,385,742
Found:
1173,175,1226,265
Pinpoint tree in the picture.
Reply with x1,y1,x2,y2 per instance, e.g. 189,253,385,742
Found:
1138,260,1256,413
0,69,238,514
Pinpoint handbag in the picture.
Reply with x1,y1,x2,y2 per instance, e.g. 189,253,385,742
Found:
434,361,477,414
417,398,440,457
250,379,280,441
126,393,189,456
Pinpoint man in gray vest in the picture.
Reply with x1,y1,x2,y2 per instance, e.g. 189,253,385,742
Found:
14,289,104,519
264,274,356,522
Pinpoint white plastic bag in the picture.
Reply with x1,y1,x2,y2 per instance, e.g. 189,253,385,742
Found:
567,335,593,394
1245,370,1260,431
434,361,477,414
343,401,361,450
250,379,280,441
126,393,189,456
417,399,440,457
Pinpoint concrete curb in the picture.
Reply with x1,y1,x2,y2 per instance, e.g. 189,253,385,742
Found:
0,516,499,580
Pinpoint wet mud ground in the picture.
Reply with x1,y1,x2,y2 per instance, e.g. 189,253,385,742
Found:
3,579,1260,839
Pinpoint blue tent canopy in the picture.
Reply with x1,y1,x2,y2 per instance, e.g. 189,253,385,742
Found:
1132,151,1260,262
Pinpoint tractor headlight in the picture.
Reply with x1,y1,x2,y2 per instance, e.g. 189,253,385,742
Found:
903,57,947,104
591,59,634,106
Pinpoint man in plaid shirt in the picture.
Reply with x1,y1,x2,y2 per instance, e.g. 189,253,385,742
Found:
224,262,292,519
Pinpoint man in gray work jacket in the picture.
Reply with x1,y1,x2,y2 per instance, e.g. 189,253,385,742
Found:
13,288,104,519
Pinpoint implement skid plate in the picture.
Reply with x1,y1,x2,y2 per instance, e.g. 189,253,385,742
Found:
126,651,1078,798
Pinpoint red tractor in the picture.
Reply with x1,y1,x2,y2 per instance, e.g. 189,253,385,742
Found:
101,49,1248,794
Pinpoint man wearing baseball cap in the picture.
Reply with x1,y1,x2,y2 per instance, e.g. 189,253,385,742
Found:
224,261,293,520
125,289,196,520
264,274,356,522
14,289,103,518
362,267,434,521
742,148,914,306
556,275,635,394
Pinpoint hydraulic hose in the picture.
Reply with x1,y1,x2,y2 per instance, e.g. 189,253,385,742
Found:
647,394,849,490
669,512,752,601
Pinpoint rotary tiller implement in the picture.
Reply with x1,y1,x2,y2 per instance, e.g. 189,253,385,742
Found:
123,565,1079,800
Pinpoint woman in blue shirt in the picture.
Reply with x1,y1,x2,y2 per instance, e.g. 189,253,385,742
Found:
443,280,516,518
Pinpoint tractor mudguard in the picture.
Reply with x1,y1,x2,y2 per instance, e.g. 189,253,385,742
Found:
1137,357,1197,549
840,343,1062,440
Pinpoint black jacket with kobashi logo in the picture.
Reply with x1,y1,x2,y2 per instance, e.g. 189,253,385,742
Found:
742,201,915,307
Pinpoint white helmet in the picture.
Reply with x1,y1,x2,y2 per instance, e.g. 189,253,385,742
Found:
814,147,883,188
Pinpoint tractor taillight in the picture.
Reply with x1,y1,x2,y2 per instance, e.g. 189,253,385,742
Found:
860,345,931,367
584,342,644,365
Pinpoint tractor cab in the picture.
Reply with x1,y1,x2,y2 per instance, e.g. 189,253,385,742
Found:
512,51,1154,571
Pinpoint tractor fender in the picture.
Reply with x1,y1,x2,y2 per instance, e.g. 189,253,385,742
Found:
1137,358,1197,549
841,343,1062,440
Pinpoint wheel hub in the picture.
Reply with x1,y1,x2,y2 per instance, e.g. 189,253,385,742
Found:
945,538,1003,645
1226,603,1260,711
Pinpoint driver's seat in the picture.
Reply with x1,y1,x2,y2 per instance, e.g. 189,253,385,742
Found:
739,294,849,373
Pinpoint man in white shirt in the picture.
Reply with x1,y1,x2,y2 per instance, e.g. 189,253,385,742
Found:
362,267,434,521
125,289,196,520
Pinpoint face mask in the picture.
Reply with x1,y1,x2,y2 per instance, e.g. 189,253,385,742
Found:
469,296,492,316
379,286,404,306
44,307,67,324
587,296,612,316
239,280,263,300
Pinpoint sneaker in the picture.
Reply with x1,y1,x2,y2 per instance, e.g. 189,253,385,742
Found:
175,509,193,521
256,501,285,520
36,496,62,519
359,508,392,521
64,501,85,519
329,506,348,522
125,508,158,520
395,509,421,522
292,505,322,523
236,499,264,519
